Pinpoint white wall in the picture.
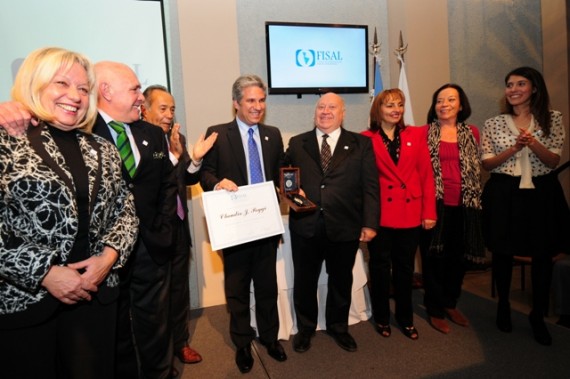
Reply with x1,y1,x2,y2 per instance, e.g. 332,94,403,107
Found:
386,0,450,126
171,0,569,309
542,0,570,198
176,0,241,308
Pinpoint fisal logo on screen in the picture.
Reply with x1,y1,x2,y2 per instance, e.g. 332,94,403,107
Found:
295,49,343,67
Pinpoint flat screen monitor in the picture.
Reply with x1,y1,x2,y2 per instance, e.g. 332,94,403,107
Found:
265,22,369,95
0,0,169,100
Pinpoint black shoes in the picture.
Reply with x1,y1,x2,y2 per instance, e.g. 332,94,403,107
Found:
401,325,419,340
236,341,287,372
294,329,357,352
293,331,313,353
235,345,253,373
375,323,392,337
327,330,357,352
496,301,512,333
263,341,287,362
529,313,552,346
557,314,570,328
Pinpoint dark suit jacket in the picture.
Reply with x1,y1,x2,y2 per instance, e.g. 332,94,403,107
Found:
200,120,284,191
172,133,199,247
286,128,379,242
94,114,177,264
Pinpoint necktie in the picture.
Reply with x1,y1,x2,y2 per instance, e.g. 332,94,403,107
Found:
177,195,185,220
108,121,136,178
248,128,263,184
163,133,187,219
321,134,332,173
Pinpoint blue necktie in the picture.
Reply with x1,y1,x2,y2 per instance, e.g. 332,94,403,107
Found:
248,128,263,184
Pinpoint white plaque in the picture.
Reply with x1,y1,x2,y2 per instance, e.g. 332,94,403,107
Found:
202,181,285,251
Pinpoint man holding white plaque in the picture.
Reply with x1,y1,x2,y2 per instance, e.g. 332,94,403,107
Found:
200,75,286,373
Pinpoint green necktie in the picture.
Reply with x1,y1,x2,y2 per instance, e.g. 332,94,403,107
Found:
108,121,136,177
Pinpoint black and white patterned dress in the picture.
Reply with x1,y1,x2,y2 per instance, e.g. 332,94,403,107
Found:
0,123,139,325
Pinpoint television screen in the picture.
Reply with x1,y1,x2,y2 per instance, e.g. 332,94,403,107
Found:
265,22,369,95
0,0,169,100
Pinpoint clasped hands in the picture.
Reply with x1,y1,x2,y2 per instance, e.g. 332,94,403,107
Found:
41,247,118,305
514,128,536,151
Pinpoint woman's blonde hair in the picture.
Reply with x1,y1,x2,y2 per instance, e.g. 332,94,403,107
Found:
11,47,97,132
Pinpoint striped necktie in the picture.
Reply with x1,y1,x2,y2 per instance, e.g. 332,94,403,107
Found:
320,134,332,173
108,121,136,177
248,128,263,184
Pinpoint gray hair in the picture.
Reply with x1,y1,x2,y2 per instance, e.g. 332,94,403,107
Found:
232,74,266,102
143,84,169,108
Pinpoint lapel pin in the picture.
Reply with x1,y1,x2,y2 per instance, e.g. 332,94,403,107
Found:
143,140,149,146
407,142,412,146
264,136,269,141
344,145,349,150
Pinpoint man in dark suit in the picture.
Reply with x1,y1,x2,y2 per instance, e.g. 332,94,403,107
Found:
94,62,178,379
286,92,379,353
141,85,217,373
200,74,287,373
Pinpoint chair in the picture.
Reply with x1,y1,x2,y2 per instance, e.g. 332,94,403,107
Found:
490,160,569,298
491,256,531,298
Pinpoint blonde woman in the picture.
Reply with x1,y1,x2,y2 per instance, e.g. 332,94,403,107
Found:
0,47,138,378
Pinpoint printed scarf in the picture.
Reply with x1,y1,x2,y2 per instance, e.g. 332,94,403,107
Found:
426,121,485,263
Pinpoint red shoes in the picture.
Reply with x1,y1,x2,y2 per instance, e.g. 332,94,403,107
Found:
429,317,451,334
176,344,203,364
445,308,469,327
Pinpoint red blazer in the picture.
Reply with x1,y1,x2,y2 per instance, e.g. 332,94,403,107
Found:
362,126,436,229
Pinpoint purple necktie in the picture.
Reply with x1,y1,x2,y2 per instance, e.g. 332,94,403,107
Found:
177,195,185,220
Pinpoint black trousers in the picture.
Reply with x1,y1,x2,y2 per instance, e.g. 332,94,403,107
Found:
222,237,279,349
115,239,172,379
420,205,467,318
0,299,117,379
291,216,360,334
368,226,420,327
170,219,191,352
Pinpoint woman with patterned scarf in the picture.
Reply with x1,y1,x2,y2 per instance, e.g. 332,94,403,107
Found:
419,83,485,335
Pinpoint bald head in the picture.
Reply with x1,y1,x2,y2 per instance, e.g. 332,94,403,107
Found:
314,92,345,134
95,61,144,123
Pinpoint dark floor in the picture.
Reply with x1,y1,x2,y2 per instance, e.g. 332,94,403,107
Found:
175,267,568,378
462,264,559,324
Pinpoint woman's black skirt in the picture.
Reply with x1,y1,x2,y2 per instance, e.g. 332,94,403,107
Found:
482,172,569,257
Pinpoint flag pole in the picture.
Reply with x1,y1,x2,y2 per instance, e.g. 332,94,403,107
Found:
369,27,382,101
395,30,408,63
394,31,414,125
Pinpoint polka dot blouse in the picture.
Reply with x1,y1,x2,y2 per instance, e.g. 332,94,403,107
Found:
481,110,565,176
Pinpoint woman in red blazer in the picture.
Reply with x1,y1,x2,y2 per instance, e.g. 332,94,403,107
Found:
362,89,436,340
